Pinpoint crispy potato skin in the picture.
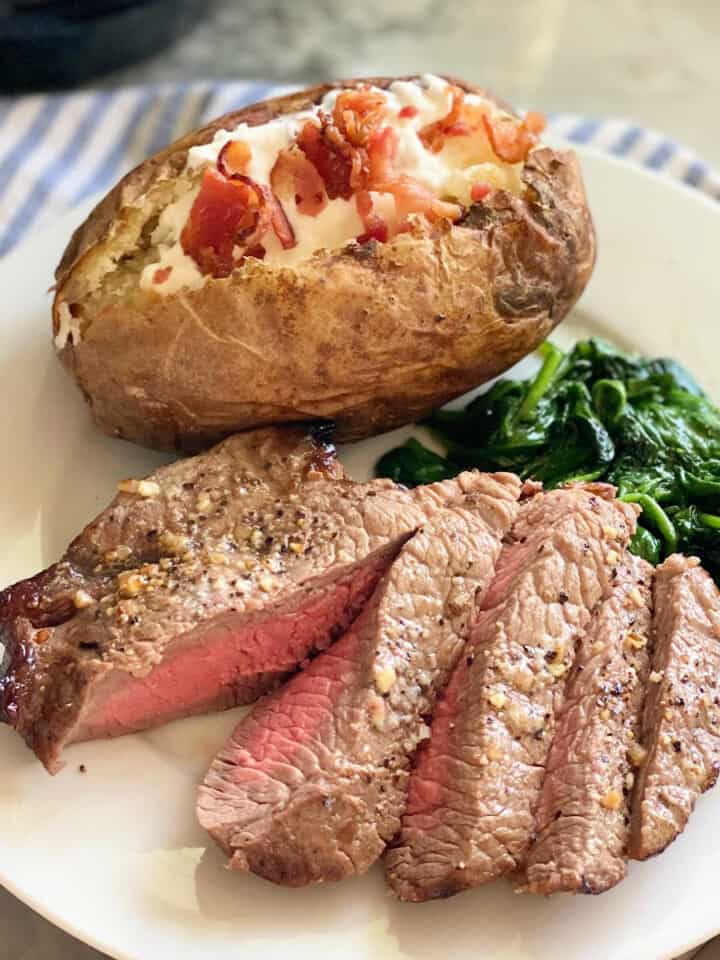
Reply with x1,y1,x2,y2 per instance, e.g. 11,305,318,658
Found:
53,77,596,452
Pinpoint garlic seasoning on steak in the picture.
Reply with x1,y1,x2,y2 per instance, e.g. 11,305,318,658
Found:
386,484,640,902
520,555,653,895
630,554,720,860
197,472,522,886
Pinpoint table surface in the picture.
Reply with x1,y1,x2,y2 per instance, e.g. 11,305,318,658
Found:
103,0,720,168
3,0,719,957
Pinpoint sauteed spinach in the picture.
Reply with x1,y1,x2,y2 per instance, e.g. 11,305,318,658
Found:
377,339,720,580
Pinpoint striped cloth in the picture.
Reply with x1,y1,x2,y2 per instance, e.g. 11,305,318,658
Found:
1,81,719,257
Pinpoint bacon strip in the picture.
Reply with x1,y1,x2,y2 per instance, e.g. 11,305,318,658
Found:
355,189,388,243
271,148,327,217
366,127,461,226
418,85,467,153
217,140,251,178
257,184,296,250
332,89,387,147
483,111,546,164
180,168,262,277
181,167,295,277
470,182,492,202
152,266,173,285
366,125,398,183
377,175,461,224
297,120,358,201
296,90,388,203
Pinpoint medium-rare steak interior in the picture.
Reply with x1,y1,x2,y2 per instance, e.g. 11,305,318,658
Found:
519,554,653,895
1,427,454,773
630,553,720,860
385,484,639,902
197,472,522,886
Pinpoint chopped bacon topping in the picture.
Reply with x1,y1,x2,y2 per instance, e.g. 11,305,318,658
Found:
366,127,461,226
419,85,467,153
218,141,295,251
332,88,387,147
257,183,295,250
296,90,388,201
524,111,547,135
470,182,492,202
271,147,327,216
356,225,388,244
366,125,398,184
152,266,173,284
217,139,251,178
482,110,546,164
354,125,460,243
181,168,294,276
355,189,388,243
443,120,472,138
297,119,358,200
181,167,262,277
384,175,461,224
180,84,544,277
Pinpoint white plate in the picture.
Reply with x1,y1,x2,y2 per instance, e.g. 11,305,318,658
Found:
1,146,719,960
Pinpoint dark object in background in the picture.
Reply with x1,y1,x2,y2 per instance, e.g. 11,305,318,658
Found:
0,0,207,92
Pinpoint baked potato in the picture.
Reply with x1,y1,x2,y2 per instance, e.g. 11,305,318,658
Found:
52,74,596,452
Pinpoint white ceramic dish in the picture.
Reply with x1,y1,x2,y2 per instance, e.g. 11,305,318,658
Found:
1,145,719,960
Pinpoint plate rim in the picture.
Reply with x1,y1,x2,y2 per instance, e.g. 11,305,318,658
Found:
1,140,720,960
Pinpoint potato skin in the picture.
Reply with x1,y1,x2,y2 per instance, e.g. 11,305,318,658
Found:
53,77,596,452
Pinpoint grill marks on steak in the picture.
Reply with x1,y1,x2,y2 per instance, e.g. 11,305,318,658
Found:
385,484,639,902
629,554,720,860
519,555,653,895
197,472,522,886
1,427,455,773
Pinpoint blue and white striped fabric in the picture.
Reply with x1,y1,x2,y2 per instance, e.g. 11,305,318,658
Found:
0,82,718,257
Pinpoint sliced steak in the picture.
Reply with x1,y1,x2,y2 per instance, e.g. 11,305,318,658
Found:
1,427,461,773
519,554,653,895
629,553,720,860
197,472,522,886
385,484,639,902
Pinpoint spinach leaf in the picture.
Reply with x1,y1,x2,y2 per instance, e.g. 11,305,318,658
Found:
619,493,678,552
671,507,720,582
375,437,456,487
376,338,720,582
629,526,662,565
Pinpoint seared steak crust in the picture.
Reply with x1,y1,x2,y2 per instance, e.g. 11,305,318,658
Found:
630,554,720,860
520,554,653,895
385,484,639,901
1,428,462,772
197,472,522,886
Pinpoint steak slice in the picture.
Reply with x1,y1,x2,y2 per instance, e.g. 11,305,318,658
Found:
385,484,639,902
1,427,452,773
197,472,522,887
519,554,653,895
629,553,720,860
